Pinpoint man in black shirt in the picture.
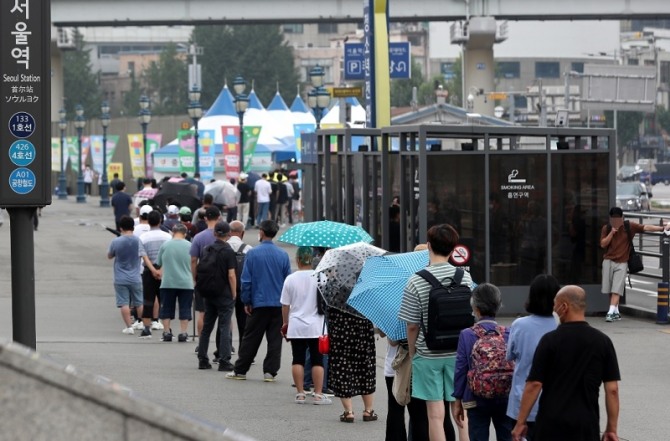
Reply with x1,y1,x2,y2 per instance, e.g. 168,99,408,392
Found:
511,285,620,441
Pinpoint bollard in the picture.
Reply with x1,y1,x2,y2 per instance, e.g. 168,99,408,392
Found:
657,282,669,325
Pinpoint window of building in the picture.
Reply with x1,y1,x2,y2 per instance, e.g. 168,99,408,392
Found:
661,61,670,84
282,24,304,34
318,23,338,34
535,61,560,78
571,62,584,73
127,61,135,74
497,61,520,79
514,95,527,109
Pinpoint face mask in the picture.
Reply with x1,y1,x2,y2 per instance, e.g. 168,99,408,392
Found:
552,311,561,325
258,234,262,242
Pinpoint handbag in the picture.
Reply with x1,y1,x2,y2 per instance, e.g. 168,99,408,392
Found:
625,222,644,274
391,343,412,406
318,320,329,355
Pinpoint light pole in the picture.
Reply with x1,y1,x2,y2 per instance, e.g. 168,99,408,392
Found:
100,101,111,207
308,65,330,128
74,105,87,203
187,86,203,176
233,76,249,173
57,108,68,200
138,95,151,178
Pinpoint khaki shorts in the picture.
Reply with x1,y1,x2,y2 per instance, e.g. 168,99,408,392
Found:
602,259,627,296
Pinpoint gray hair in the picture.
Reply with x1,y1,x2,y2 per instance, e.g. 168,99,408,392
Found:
172,223,188,235
470,283,502,317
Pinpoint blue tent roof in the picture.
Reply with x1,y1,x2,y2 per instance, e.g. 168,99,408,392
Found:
267,92,289,111
290,95,311,113
205,86,236,117
248,90,264,110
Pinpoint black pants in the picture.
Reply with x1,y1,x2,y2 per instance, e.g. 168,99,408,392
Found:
385,376,408,441
198,295,235,365
141,269,161,319
234,294,247,351
233,307,283,376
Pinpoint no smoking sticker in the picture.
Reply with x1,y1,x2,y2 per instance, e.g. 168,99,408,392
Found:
450,244,470,266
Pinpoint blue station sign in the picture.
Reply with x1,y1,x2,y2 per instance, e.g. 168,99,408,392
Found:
344,41,411,81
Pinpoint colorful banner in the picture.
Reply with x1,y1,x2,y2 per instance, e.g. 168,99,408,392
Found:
128,134,145,179
293,123,316,164
108,162,123,183
221,126,241,179
242,126,262,172
198,129,216,181
51,137,61,172
146,133,162,178
67,136,90,173
90,135,120,176
178,130,196,175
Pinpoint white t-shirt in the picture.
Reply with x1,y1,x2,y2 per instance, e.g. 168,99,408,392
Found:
255,179,272,203
280,270,324,339
384,341,399,377
133,223,151,237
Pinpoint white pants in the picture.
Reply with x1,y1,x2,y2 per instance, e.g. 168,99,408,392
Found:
237,202,250,226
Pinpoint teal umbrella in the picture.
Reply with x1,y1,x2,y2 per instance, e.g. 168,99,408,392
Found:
278,220,373,248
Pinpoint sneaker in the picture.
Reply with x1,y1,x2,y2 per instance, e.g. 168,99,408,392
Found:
178,333,189,342
198,360,212,370
161,332,173,342
225,372,247,380
151,321,163,330
263,373,276,382
218,363,235,372
132,321,145,330
122,327,134,335
612,312,622,321
138,328,152,339
322,388,335,396
605,313,614,322
313,393,333,405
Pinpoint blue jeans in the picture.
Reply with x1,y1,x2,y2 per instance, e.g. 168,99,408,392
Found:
304,350,329,389
467,400,514,441
256,202,269,226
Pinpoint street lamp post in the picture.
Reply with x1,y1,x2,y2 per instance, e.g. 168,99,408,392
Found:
99,101,111,207
74,105,87,203
233,76,249,173
308,65,330,128
57,108,68,200
138,95,151,178
187,86,203,176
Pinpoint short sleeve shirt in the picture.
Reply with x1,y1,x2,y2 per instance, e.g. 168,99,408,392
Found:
601,221,644,263
190,228,216,259
156,239,194,290
108,234,146,284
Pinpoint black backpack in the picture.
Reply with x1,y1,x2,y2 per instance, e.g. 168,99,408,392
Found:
196,242,227,298
234,243,247,292
416,268,474,351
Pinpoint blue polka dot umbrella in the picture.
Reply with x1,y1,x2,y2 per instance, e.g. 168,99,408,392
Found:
278,220,374,248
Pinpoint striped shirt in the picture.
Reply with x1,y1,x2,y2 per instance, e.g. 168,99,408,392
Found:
398,262,473,359
140,228,172,264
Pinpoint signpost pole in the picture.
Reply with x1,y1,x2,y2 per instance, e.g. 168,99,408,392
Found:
8,207,37,349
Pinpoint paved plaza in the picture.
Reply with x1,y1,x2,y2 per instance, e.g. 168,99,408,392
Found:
1,198,669,440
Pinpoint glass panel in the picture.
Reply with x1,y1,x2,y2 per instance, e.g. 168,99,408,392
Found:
489,154,547,286
551,153,609,284
497,61,520,79
535,62,560,78
426,155,486,283
571,62,584,74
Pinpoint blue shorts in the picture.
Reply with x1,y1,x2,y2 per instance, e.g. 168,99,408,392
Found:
115,283,143,308
160,288,194,320
411,354,456,402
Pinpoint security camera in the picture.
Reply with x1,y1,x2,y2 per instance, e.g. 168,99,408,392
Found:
555,109,569,127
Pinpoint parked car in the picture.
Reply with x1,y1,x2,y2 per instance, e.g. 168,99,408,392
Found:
616,181,652,212
617,165,642,182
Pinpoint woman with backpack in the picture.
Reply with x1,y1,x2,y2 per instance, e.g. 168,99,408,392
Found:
452,283,514,441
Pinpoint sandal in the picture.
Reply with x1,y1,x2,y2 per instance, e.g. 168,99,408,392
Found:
339,410,355,423
313,393,333,405
362,409,378,422
295,392,306,404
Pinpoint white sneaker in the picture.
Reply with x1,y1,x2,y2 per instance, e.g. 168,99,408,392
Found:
132,321,144,330
122,327,135,335
151,321,163,330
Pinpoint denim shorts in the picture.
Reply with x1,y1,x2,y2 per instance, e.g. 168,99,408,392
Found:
160,288,194,320
411,354,456,402
115,283,143,308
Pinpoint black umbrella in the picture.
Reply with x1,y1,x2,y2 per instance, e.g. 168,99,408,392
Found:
153,181,201,212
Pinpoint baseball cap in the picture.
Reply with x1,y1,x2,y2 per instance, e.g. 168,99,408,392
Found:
213,221,230,237
139,205,153,216
167,205,179,215
205,206,221,220
179,206,192,216
239,172,248,181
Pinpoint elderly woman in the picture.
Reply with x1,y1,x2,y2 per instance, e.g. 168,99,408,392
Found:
452,283,514,441
505,274,559,440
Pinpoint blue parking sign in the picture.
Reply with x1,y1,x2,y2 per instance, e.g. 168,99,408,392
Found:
344,42,411,81
344,43,365,80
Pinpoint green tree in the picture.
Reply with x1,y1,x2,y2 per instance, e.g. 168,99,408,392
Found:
390,62,424,107
445,56,462,107
63,29,101,119
605,110,644,161
192,25,299,107
145,43,188,115
121,72,143,117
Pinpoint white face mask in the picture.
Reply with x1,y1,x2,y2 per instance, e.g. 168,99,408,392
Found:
258,234,262,242
552,311,561,325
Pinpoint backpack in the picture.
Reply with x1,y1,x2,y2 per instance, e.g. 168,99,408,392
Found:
416,268,474,351
466,324,514,399
196,242,227,298
234,243,247,292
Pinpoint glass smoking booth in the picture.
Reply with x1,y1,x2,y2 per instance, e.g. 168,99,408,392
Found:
379,124,616,314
